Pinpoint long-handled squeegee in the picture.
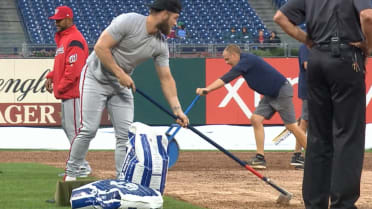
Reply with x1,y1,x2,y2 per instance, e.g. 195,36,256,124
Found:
136,88,292,205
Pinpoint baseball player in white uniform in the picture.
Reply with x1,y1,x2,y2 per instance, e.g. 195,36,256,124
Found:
64,0,189,181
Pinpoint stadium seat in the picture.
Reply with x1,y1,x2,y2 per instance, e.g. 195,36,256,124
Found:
17,0,269,44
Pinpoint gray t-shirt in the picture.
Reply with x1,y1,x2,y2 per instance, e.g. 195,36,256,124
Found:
86,13,169,83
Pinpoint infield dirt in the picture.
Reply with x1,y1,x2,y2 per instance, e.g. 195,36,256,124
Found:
1,151,372,209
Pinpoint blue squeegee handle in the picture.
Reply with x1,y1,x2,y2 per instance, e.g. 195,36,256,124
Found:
165,94,200,138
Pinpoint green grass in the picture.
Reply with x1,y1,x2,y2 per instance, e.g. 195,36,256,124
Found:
0,163,205,209
163,196,206,209
0,163,69,209
0,149,114,152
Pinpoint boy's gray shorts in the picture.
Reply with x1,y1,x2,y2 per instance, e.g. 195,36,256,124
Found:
301,99,308,121
254,81,296,124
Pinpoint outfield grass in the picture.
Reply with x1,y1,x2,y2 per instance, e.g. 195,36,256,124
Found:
0,163,205,209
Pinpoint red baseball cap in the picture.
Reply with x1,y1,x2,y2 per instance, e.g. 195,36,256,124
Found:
49,6,73,20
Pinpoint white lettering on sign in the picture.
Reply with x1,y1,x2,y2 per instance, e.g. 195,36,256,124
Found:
0,104,56,125
254,92,261,107
287,77,298,86
39,105,56,124
367,85,372,107
218,78,252,119
217,77,372,121
5,105,22,124
24,105,38,123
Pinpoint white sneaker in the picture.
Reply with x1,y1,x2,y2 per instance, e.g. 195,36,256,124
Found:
77,163,91,178
64,175,76,181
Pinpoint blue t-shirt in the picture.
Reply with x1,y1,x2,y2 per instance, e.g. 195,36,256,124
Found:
220,53,287,97
298,44,309,100
177,29,186,38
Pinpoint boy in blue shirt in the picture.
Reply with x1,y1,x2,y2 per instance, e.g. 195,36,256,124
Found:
196,44,307,169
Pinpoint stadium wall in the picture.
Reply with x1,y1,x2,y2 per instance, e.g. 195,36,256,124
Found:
206,57,372,124
0,58,371,126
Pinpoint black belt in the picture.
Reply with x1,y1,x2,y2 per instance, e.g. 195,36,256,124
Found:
314,43,354,50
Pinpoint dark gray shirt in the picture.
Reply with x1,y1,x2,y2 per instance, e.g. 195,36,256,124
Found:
280,0,372,44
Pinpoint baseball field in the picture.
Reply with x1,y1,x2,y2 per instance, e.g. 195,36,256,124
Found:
1,150,372,209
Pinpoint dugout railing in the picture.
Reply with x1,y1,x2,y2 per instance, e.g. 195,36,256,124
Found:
0,43,302,58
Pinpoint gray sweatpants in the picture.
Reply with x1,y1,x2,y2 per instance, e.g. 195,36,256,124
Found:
61,98,90,169
61,98,80,144
66,66,134,177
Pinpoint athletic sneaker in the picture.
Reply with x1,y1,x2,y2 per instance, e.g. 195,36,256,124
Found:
58,162,92,177
77,162,92,178
295,165,304,170
290,153,305,166
64,175,76,181
246,154,266,169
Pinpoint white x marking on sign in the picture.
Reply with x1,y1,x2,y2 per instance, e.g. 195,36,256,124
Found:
218,78,252,119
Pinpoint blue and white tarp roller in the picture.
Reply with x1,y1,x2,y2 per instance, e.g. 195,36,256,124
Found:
70,179,163,209
119,122,169,194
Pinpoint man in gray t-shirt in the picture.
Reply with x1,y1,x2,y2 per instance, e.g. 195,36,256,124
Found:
64,0,189,181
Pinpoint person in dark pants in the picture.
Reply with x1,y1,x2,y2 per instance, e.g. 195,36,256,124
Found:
297,43,309,135
290,43,309,170
274,0,372,208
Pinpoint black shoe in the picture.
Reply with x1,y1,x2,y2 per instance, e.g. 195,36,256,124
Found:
246,154,266,169
295,165,304,170
290,154,304,166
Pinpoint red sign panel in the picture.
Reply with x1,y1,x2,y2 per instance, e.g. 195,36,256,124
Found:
0,103,60,126
206,58,372,124
0,103,111,126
